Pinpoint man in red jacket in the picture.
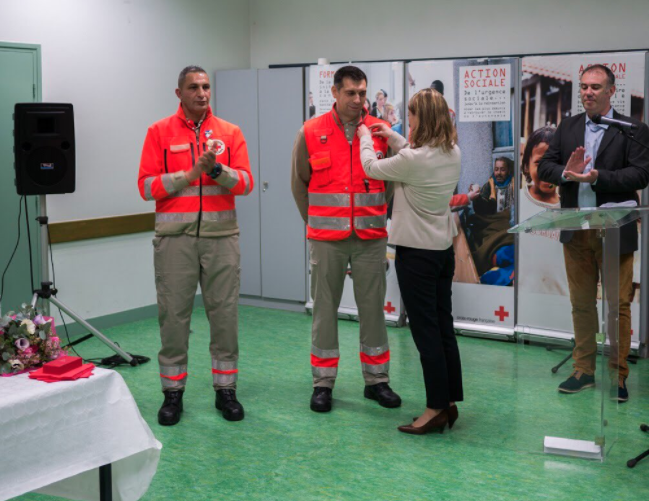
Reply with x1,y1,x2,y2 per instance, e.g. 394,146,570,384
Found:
138,66,253,425
291,66,401,412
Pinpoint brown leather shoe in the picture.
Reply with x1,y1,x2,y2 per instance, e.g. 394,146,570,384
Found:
413,405,459,429
448,405,459,429
399,409,449,435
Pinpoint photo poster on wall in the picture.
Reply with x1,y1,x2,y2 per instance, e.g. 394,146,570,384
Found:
308,64,343,118
518,51,646,346
305,62,406,325
307,62,405,124
407,59,517,332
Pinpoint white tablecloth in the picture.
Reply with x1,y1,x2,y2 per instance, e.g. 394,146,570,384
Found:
0,368,162,501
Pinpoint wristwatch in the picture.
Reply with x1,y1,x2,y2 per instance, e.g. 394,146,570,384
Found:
209,163,223,179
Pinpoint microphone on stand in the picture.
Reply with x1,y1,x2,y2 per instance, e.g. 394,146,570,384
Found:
592,114,638,131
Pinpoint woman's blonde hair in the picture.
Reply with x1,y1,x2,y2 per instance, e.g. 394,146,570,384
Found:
408,88,456,152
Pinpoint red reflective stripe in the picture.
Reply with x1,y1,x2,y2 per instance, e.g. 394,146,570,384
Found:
202,196,235,211
160,372,188,381
211,369,239,375
157,195,234,212
360,350,390,365
307,227,352,241
311,354,340,368
354,204,387,217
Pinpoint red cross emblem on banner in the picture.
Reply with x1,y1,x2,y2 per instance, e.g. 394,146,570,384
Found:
384,302,396,314
495,306,509,322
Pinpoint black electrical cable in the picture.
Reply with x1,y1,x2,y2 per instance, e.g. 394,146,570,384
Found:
23,196,35,292
0,197,24,306
56,306,88,361
46,224,56,286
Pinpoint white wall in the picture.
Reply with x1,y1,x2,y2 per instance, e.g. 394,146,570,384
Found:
1,0,251,221
250,0,649,68
0,0,251,325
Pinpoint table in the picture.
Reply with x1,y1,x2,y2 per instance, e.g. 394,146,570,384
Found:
0,368,161,501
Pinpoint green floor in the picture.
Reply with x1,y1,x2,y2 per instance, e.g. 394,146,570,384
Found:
17,306,649,501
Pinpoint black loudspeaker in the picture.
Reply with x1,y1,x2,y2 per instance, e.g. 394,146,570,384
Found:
14,103,75,195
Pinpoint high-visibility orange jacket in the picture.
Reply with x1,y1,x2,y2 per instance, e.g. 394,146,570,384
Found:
138,105,253,237
304,108,389,241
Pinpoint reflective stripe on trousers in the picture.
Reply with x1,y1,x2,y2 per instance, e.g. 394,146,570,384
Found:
212,359,238,386
360,343,390,375
160,365,188,390
311,345,340,379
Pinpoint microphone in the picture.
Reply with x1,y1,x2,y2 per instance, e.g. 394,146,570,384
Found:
592,114,638,131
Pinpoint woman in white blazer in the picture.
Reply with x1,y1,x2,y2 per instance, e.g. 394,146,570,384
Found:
358,88,463,435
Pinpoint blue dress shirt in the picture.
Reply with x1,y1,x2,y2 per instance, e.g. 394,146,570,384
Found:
578,108,613,208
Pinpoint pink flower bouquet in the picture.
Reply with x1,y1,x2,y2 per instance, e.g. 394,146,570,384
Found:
1,304,65,376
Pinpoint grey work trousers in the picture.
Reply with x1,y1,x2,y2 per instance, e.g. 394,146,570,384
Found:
309,233,390,388
154,233,240,391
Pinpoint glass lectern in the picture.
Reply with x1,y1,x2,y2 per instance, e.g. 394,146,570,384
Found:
510,207,648,460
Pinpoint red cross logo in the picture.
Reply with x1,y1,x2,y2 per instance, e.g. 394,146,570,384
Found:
494,306,509,322
384,302,396,314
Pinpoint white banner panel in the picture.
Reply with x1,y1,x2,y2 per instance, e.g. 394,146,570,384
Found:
309,64,345,118
453,282,515,329
459,64,512,122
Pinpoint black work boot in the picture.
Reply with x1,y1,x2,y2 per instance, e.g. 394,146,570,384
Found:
158,390,184,426
215,389,245,421
364,382,402,408
310,386,333,412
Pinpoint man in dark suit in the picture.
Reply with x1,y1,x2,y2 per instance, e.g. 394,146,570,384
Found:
538,64,649,402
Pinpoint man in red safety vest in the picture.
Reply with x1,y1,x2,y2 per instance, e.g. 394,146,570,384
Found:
291,66,401,412
138,66,253,425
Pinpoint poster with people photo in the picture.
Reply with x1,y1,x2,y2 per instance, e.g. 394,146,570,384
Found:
518,51,646,346
308,62,405,125
407,59,518,332
305,62,406,324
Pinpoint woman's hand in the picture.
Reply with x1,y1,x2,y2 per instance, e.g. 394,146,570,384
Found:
357,124,371,138
368,122,393,139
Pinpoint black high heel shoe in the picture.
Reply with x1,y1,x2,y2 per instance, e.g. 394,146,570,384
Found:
399,409,449,435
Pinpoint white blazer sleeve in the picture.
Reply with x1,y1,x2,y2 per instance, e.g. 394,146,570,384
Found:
360,135,412,182
387,132,408,153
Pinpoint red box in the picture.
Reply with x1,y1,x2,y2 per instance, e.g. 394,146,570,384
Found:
43,356,83,375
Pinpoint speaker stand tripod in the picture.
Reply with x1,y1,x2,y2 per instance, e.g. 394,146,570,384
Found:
33,195,138,366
